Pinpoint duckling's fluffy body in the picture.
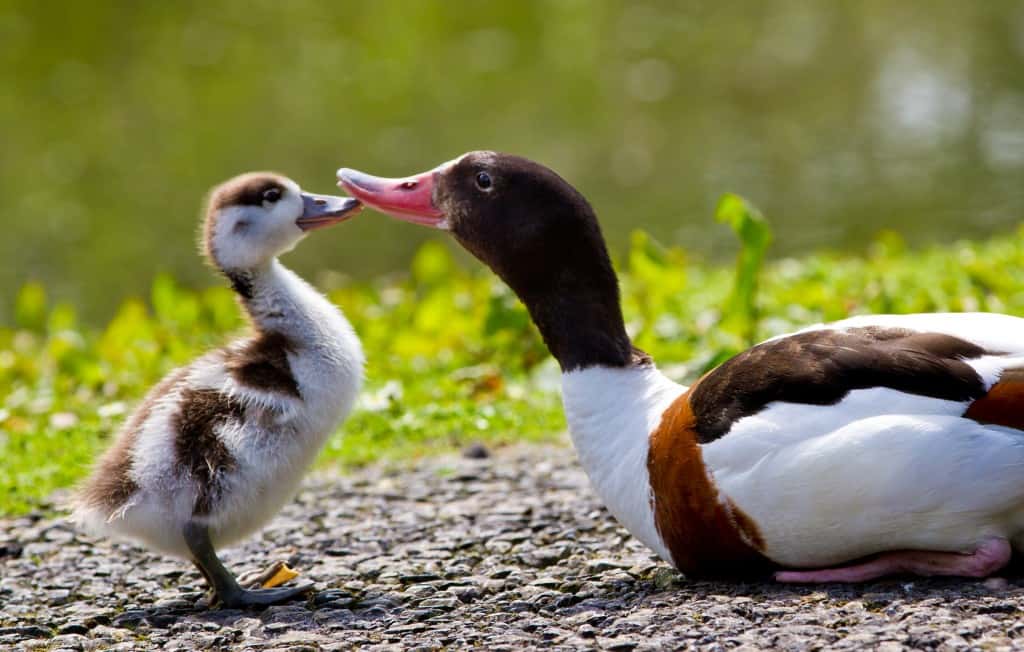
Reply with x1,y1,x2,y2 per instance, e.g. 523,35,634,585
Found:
75,263,362,556
74,173,363,570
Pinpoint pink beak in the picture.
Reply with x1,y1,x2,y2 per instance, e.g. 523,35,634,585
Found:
336,166,447,228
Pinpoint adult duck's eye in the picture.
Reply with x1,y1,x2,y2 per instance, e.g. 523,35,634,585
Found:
475,171,492,190
262,187,282,203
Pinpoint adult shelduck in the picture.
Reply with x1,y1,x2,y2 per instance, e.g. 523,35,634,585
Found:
74,173,364,606
338,152,1024,582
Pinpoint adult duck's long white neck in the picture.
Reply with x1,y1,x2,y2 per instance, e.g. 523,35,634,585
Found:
562,364,684,562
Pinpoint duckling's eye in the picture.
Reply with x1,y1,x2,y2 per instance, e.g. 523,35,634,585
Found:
262,187,282,203
475,171,493,191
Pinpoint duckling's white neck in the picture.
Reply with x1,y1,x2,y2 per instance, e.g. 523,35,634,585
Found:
226,259,338,344
561,364,685,562
221,257,364,436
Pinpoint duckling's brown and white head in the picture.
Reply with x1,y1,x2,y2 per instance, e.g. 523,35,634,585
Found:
204,172,361,273
338,152,633,371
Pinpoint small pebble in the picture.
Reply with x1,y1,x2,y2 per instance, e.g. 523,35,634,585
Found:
984,577,1009,590
462,442,491,459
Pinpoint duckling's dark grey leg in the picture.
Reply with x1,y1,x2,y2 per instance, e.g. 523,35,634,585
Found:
183,521,313,608
192,560,218,605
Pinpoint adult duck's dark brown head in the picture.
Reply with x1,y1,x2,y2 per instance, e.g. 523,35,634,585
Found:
338,151,639,371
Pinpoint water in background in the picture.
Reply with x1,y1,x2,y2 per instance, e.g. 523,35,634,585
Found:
3,1,1024,322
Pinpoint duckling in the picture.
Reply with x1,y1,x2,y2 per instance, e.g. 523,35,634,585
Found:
73,172,364,607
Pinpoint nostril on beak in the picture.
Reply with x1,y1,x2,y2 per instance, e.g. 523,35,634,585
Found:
315,199,327,206
400,181,417,190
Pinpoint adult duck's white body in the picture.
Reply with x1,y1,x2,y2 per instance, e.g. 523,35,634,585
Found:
74,173,364,606
339,152,1024,582
564,312,1024,580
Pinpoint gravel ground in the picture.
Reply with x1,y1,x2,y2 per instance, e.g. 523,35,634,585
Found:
2,443,1023,651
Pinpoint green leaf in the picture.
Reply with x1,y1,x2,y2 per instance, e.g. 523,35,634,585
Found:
411,241,453,287
14,283,47,331
716,193,772,343
48,302,78,332
151,273,179,323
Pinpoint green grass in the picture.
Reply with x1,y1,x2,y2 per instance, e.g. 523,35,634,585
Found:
3,199,1024,515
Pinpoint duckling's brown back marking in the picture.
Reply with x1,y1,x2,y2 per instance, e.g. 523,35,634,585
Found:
173,387,244,515
77,369,187,512
647,384,771,577
227,332,301,398
965,368,1024,431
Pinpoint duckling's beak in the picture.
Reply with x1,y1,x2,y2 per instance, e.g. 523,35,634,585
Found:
296,193,362,231
336,167,447,229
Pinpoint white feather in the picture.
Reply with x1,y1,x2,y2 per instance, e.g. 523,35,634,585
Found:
705,410,1024,567
562,365,684,563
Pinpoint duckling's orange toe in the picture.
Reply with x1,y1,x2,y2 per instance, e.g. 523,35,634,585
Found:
261,562,300,589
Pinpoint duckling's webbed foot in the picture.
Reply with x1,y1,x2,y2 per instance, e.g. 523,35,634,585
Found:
184,521,313,609
219,583,315,608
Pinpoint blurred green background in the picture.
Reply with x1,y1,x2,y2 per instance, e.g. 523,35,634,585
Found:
3,0,1024,322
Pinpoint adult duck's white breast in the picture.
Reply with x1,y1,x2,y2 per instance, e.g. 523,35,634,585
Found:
561,364,683,565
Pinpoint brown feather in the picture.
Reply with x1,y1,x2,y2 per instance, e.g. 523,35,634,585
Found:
689,327,988,443
647,384,773,578
965,368,1024,431
226,331,301,398
76,369,187,512
172,387,243,516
